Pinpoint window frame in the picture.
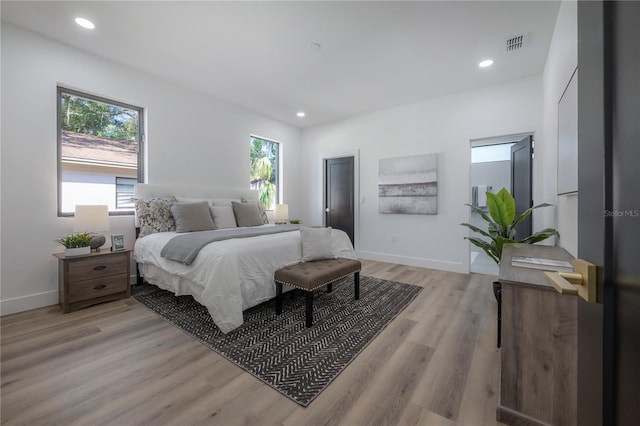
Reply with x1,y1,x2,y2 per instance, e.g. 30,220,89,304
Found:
57,87,145,217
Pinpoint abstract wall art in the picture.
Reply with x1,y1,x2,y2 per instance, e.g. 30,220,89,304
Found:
378,153,438,215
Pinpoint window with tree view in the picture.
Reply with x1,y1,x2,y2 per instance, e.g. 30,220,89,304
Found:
57,88,144,215
250,136,280,210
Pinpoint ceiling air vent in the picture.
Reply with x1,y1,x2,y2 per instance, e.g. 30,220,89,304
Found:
506,33,529,52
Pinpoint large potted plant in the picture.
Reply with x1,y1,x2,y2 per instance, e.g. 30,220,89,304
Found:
461,187,559,296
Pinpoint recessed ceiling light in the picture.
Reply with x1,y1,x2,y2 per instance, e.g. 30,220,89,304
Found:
479,59,494,68
296,112,306,118
75,17,95,30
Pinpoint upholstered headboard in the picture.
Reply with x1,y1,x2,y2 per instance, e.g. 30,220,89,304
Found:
134,183,258,201
134,183,260,229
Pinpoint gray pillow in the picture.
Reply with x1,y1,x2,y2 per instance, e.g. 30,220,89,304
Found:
209,205,237,229
231,201,264,227
171,202,216,232
300,227,335,262
242,199,269,224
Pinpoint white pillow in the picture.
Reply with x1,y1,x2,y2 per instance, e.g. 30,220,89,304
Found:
175,196,214,205
211,198,241,206
300,227,335,262
209,205,237,229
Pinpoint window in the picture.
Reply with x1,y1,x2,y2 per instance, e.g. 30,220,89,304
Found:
57,88,144,215
115,177,137,209
249,136,280,210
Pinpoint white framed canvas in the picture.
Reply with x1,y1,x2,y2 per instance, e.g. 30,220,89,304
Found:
378,153,438,214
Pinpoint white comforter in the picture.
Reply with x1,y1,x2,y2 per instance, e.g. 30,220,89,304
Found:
134,225,356,333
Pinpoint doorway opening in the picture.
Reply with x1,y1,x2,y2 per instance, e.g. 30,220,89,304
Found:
469,133,533,275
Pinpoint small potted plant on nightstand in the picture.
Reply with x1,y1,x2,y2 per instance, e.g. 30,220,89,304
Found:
56,232,92,256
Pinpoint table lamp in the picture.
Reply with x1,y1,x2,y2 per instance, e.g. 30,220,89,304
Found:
274,204,289,225
74,205,109,251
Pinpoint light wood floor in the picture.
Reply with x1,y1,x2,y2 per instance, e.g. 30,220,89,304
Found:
1,260,505,426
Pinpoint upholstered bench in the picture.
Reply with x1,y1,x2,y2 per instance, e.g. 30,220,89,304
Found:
274,258,362,327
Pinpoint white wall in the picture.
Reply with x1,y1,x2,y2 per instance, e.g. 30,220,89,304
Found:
301,75,543,273
1,2,577,313
541,0,578,256
0,24,302,314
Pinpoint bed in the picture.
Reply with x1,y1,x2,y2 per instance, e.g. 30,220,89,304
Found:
133,184,356,333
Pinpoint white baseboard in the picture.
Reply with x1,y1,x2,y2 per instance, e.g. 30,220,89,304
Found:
1,274,139,316
0,290,58,316
357,250,466,274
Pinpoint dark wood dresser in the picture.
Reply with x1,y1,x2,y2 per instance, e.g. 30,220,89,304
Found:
497,243,577,426
54,250,131,313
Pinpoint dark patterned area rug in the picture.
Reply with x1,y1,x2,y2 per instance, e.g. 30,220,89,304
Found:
132,276,422,406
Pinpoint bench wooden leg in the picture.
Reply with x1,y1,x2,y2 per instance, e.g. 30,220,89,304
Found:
354,271,360,300
276,282,283,315
305,291,313,327
327,283,333,293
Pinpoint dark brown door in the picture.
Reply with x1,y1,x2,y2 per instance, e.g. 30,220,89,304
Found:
511,136,533,239
325,157,354,245
578,2,640,425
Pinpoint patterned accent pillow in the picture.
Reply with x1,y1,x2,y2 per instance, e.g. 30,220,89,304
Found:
135,196,177,238
242,199,269,224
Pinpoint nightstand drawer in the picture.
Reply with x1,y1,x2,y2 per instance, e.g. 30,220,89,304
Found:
68,253,128,282
68,274,129,303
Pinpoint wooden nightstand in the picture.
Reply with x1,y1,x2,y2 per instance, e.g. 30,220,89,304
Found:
53,250,132,313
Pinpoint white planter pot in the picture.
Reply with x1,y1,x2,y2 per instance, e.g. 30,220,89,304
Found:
65,246,91,257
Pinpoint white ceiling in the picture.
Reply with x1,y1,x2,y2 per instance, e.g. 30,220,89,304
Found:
1,1,560,128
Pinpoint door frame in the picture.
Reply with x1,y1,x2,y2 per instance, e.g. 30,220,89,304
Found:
322,149,360,252
467,132,534,273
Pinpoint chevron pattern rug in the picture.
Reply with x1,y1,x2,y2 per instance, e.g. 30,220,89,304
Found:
132,275,422,406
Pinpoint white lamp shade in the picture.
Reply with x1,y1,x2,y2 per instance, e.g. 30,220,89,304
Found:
274,204,289,222
73,205,110,233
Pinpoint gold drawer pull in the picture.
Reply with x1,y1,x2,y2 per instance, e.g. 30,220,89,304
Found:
94,284,107,290
94,265,106,271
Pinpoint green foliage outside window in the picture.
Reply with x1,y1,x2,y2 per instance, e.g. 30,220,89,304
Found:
61,94,138,141
250,137,279,209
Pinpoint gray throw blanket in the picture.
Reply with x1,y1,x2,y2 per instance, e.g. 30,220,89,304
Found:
161,225,301,265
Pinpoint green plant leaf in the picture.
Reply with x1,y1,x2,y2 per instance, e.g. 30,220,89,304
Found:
519,228,560,244
496,188,516,223
461,187,559,267
460,222,492,239
486,192,508,227
464,203,495,225
465,237,500,264
512,202,554,229
494,236,519,263
55,232,91,248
